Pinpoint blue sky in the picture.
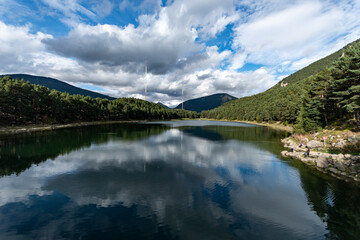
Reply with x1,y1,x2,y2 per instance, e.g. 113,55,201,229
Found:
0,0,359,107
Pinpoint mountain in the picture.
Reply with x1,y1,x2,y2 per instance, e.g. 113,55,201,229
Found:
157,102,169,108
201,39,360,131
175,93,237,112
1,74,115,100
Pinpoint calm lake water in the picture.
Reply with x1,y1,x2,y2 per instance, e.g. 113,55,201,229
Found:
0,120,359,240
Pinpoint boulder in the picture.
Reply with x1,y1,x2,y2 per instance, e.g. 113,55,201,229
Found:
334,139,346,148
349,165,357,174
316,155,329,168
310,152,321,157
343,160,352,167
302,158,315,164
307,140,323,148
336,153,345,161
329,167,340,174
347,136,357,143
333,160,346,172
281,151,288,157
350,156,360,162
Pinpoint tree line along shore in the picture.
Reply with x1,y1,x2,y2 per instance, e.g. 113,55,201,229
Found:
0,75,198,127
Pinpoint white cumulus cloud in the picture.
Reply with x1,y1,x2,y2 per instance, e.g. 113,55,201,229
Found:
0,0,359,105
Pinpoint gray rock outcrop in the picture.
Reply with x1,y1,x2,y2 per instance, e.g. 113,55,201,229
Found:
307,140,323,148
316,155,329,168
334,139,347,148
281,137,360,182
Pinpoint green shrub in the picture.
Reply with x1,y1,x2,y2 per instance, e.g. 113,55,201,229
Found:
328,141,360,155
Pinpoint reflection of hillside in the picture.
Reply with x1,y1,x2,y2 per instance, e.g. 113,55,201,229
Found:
291,160,360,240
182,127,224,141
0,122,329,239
0,124,168,177
180,125,287,155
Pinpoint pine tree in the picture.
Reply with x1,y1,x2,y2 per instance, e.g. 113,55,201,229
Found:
298,90,322,132
306,68,333,126
331,43,360,128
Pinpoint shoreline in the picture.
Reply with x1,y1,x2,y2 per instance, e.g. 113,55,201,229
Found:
0,118,293,136
2,118,359,183
281,137,360,183
199,118,293,132
0,120,150,136
215,118,360,183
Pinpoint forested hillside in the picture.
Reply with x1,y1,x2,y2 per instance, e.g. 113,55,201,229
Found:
275,46,344,87
298,40,360,131
1,74,115,100
202,39,360,132
175,93,237,112
0,76,197,126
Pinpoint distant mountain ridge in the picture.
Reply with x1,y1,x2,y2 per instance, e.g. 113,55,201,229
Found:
157,102,170,108
175,93,237,112
1,74,115,100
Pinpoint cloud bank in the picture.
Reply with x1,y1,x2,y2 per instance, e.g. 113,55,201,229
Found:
0,0,359,106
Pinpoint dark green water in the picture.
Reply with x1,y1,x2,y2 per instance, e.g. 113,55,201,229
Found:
0,120,359,240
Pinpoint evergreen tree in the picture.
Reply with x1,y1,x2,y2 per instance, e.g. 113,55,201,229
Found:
0,76,198,126
331,43,360,128
304,69,333,127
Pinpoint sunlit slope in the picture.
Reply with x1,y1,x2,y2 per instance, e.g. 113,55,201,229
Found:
202,39,359,125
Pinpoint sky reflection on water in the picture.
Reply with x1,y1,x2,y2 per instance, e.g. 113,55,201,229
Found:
0,121,344,239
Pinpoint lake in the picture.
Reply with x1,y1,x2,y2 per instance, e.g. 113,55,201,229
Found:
0,120,359,239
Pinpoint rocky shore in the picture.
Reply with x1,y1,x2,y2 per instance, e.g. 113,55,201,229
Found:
281,136,360,182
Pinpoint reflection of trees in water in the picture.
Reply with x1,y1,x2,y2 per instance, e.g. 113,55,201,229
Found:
0,124,169,177
293,159,360,240
0,122,342,239
4,122,360,239
181,125,287,155
0,123,286,177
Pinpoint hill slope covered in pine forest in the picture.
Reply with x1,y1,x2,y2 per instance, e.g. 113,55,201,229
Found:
175,93,237,112
201,39,360,132
1,74,115,100
0,76,197,126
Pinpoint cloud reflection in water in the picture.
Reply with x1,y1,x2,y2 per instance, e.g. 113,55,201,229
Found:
0,123,326,239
